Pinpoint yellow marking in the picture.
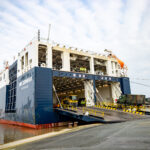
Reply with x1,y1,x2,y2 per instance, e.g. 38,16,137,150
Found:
83,107,84,113
102,112,104,117
139,112,143,115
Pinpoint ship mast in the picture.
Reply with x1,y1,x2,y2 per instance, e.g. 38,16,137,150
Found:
47,24,51,42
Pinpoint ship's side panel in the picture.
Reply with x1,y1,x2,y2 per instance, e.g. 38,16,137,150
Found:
3,61,17,121
120,77,131,95
0,86,9,119
14,68,36,124
35,67,60,124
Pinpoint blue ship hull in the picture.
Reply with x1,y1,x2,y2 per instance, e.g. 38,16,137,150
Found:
0,67,131,128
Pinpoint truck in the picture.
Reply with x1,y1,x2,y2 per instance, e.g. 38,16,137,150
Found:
78,98,86,107
117,94,145,106
61,95,78,107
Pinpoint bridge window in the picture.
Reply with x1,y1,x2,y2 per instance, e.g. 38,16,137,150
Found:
21,56,24,69
25,52,28,67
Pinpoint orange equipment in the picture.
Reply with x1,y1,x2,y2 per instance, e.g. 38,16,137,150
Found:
104,49,126,69
111,55,124,69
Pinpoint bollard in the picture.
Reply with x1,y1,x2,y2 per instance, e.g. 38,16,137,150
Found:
68,122,73,128
102,112,104,117
74,122,78,127
76,107,77,111
132,111,135,114
83,107,85,113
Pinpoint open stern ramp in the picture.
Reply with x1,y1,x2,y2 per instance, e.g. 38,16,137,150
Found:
55,106,125,123
56,108,104,123
55,106,149,123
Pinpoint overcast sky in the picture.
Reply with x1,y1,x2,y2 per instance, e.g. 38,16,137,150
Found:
0,0,150,97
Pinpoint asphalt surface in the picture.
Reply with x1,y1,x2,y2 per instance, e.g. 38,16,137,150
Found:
6,119,150,150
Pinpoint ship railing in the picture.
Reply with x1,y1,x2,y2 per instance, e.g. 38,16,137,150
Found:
37,37,107,58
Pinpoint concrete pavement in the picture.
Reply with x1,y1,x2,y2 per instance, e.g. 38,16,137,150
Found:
4,119,150,150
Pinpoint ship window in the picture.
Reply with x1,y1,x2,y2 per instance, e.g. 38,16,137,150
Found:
21,56,24,69
25,52,28,67
29,59,32,64
3,73,5,79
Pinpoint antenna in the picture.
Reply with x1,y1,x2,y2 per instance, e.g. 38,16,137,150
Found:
38,29,40,41
47,24,51,42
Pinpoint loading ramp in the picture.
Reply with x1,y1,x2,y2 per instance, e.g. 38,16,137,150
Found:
55,106,149,124
55,108,105,123
53,75,148,123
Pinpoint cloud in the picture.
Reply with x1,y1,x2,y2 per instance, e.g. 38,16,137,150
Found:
0,0,150,97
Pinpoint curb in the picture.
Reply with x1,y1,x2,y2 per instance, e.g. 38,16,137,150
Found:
0,123,101,149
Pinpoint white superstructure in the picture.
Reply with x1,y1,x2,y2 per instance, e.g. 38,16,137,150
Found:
0,34,128,104
17,38,126,78
0,69,9,89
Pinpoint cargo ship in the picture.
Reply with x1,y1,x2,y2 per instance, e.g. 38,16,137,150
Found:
0,31,131,129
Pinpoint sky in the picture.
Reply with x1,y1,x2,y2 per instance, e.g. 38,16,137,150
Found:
0,0,150,97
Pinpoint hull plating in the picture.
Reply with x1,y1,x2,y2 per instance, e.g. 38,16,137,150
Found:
0,67,131,128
